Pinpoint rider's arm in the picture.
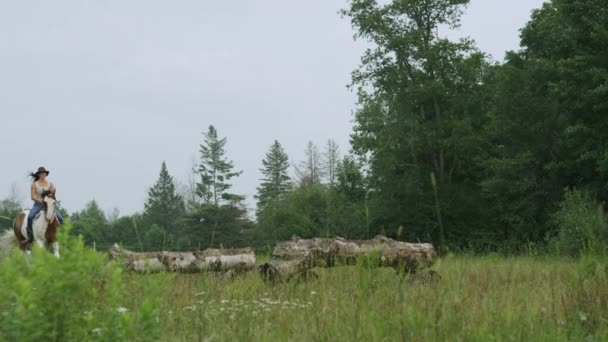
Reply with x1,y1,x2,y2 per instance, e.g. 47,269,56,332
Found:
50,182,56,196
31,183,41,203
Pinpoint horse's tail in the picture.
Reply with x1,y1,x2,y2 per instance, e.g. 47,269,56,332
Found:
0,229,18,259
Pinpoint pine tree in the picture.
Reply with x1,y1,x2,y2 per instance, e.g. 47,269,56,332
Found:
295,141,323,187
196,125,242,207
144,161,186,233
322,139,340,186
256,140,292,214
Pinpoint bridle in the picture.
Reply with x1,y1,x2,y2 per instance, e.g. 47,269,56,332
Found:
41,191,57,224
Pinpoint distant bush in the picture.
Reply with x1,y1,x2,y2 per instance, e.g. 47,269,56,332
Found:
0,223,161,341
548,189,608,256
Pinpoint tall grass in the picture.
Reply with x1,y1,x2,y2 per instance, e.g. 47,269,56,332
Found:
1,224,607,341
0,224,162,341
130,254,608,341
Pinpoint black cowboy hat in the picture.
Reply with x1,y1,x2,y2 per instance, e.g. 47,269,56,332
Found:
35,166,50,176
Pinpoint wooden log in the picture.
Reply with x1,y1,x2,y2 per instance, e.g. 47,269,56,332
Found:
109,244,256,273
259,235,437,282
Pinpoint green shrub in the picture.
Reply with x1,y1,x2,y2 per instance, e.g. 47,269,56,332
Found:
549,188,608,256
0,223,161,341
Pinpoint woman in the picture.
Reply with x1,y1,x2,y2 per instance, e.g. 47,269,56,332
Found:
26,166,64,242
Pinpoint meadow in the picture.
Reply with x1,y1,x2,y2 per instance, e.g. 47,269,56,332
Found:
142,255,608,341
4,184,607,342
1,232,608,341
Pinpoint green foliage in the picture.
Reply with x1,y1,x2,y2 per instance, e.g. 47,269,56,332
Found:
256,185,324,243
0,223,161,341
144,224,171,251
0,198,20,221
184,200,253,249
335,156,366,203
106,215,144,251
255,140,292,216
549,188,608,256
343,0,491,247
196,125,242,206
143,161,186,239
481,0,608,248
256,181,369,245
71,200,108,250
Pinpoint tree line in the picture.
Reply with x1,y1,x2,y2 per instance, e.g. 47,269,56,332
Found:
66,126,357,251
2,0,607,254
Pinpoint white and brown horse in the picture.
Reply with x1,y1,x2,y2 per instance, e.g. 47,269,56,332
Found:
0,191,60,258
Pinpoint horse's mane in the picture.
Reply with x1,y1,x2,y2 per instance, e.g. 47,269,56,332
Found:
41,190,56,200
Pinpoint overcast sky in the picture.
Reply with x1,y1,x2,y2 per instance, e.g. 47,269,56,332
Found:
0,0,545,216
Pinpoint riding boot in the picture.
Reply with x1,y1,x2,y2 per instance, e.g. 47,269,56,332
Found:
26,219,34,243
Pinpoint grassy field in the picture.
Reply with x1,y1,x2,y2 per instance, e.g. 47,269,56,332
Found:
121,255,608,341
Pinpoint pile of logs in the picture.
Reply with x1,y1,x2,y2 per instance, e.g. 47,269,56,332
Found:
108,236,437,283
108,244,256,273
259,235,437,282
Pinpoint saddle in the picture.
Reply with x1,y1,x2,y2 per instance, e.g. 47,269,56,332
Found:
23,210,60,243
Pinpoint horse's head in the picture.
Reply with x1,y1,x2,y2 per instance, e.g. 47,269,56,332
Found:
41,190,57,222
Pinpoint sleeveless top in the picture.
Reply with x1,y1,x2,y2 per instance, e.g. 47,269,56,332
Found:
34,181,53,201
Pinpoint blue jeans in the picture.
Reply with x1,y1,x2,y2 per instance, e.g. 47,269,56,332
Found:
27,202,64,241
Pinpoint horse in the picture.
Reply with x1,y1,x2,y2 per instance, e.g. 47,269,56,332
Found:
0,191,60,258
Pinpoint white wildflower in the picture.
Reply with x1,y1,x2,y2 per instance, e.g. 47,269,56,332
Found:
116,307,128,314
310,291,318,295
183,305,197,312
578,312,588,322
92,328,102,334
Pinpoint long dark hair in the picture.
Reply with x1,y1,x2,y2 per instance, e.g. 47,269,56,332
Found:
29,172,40,182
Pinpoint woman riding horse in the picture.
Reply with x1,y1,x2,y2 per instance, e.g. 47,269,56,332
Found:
26,167,64,243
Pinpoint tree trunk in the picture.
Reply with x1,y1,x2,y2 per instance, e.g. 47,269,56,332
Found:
109,244,256,273
259,235,437,282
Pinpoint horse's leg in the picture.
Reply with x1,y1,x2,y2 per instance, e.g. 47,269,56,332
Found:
52,242,60,259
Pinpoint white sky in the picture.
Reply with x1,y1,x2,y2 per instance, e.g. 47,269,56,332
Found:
0,0,546,216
